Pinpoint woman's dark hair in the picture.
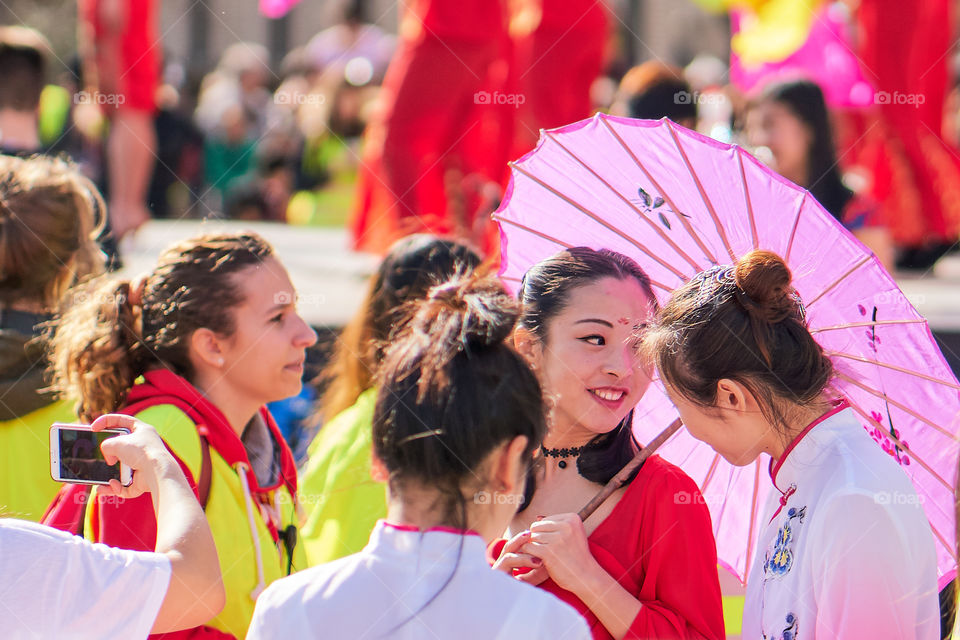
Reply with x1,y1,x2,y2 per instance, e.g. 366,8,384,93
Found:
517,247,658,492
50,232,275,421
374,274,544,631
761,80,852,221
320,234,481,420
373,274,545,523
643,250,833,432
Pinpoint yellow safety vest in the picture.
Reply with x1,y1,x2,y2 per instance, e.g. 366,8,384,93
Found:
85,404,305,639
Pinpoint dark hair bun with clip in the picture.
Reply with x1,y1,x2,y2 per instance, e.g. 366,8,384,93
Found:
373,273,546,515
733,250,796,324
420,276,516,351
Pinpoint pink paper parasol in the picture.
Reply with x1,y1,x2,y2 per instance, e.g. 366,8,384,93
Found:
494,114,960,587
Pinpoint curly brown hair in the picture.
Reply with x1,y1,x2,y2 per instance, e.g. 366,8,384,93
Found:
0,154,105,310
49,232,275,421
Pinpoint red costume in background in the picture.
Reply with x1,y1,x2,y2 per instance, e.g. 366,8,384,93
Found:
79,0,159,113
510,0,608,156
492,455,726,640
351,0,609,257
853,0,960,246
350,0,509,254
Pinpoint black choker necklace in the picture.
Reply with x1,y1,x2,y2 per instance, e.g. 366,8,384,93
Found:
540,445,584,469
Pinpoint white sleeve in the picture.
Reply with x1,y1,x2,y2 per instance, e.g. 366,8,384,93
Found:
811,493,939,640
246,581,296,640
0,519,172,640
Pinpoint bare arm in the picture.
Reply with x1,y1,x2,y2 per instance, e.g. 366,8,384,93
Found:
94,414,226,633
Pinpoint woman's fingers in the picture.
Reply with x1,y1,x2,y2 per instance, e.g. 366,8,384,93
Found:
500,530,532,555
493,552,542,571
515,566,549,586
90,413,137,433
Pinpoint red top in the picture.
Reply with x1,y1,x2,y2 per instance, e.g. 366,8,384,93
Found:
491,455,725,640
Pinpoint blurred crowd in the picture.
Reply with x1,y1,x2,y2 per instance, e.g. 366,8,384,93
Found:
1,1,958,271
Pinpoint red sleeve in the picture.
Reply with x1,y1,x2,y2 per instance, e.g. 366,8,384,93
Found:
623,463,725,640
93,447,233,639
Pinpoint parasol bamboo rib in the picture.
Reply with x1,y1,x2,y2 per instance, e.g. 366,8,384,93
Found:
493,215,675,292
699,453,723,501
665,120,738,263
598,117,719,266
506,162,690,281
806,255,872,308
847,400,954,494
784,192,807,264
493,214,572,249
835,372,956,441
578,419,682,521
811,319,928,334
542,130,704,274
847,401,958,563
827,351,960,391
736,148,760,250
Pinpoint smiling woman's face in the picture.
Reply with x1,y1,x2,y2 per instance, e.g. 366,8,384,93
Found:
527,276,656,440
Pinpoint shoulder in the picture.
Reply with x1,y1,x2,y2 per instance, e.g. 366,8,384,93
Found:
1,517,170,573
133,404,203,470
1,517,75,546
480,568,590,634
814,413,916,496
306,388,377,458
257,554,364,610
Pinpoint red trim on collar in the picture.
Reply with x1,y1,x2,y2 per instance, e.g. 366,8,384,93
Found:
769,399,849,492
383,521,482,538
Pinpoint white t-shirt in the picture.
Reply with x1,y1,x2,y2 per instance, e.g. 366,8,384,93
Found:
742,404,940,640
0,518,172,640
247,520,592,640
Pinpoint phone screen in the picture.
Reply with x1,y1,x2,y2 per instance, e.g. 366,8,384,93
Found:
58,429,123,483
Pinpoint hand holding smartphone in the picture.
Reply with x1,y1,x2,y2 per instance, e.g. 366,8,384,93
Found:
50,423,134,486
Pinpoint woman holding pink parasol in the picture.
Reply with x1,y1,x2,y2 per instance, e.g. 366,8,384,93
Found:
643,250,940,638
491,247,726,640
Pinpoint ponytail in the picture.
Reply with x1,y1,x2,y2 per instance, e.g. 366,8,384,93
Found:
50,278,144,421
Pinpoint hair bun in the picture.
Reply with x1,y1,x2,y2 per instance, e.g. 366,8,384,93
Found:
733,250,796,323
422,275,517,350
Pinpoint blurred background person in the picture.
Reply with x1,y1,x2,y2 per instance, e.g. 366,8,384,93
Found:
299,234,481,565
611,61,698,129
745,80,894,272
0,155,105,522
0,26,50,156
78,0,160,242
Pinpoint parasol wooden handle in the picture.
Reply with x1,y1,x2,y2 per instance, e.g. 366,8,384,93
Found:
577,418,683,521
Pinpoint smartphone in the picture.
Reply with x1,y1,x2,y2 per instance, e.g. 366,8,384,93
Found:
50,423,133,486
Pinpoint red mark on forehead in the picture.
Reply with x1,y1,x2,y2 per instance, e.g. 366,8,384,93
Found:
618,317,631,325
